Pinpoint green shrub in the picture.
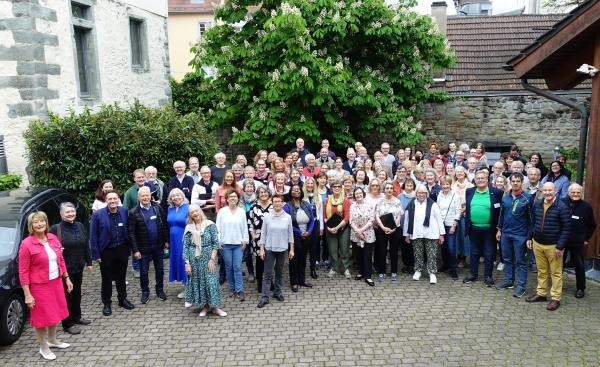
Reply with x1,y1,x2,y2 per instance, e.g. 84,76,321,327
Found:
0,173,22,191
24,101,218,207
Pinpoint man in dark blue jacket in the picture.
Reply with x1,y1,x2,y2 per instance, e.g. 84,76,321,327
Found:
463,170,504,287
562,183,595,299
495,172,534,298
128,186,169,304
90,191,135,316
526,182,571,311
167,160,195,202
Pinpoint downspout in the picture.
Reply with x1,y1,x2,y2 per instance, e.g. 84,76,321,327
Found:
521,79,588,184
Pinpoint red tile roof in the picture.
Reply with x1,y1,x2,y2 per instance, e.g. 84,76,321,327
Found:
443,14,576,93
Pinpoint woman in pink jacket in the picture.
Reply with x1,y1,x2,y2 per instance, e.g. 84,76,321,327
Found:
18,211,73,361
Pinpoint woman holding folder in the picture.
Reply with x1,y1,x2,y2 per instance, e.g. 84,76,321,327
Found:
374,182,405,281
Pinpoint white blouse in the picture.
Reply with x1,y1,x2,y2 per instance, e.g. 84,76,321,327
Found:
42,242,59,280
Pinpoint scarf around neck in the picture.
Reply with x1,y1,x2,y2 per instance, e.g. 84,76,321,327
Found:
184,219,214,258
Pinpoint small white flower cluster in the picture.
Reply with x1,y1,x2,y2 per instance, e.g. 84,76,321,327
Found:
271,69,280,82
232,126,239,133
269,22,276,31
218,101,225,109
208,109,215,116
300,114,306,122
259,110,267,121
281,2,302,16
334,61,343,71
350,1,362,9
334,1,345,9
280,101,287,109
300,66,309,76
252,96,260,103
332,12,340,23
372,21,382,29
234,83,241,91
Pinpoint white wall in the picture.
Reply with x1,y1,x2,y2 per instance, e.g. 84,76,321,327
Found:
0,0,171,181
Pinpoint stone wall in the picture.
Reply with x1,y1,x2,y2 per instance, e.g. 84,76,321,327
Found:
420,92,591,160
0,0,171,181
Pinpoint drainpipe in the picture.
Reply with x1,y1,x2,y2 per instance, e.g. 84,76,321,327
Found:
521,79,588,184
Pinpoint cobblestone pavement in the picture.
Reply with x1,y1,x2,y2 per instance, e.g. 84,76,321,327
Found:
2,259,599,366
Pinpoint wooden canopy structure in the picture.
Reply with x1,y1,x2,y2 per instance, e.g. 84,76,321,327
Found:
506,0,600,259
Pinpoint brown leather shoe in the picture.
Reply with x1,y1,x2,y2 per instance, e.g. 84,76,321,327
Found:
546,300,560,311
525,294,548,303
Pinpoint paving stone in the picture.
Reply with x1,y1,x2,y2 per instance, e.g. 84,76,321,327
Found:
0,261,599,365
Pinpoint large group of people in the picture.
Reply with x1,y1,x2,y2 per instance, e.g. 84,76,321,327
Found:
19,138,596,360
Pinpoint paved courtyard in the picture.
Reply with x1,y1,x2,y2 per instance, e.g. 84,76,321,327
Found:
1,260,599,366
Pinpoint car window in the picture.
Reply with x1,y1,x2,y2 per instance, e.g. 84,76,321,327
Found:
0,227,17,260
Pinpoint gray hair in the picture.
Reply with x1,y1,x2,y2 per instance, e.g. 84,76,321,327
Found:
527,167,541,176
232,163,243,171
424,168,438,181
167,188,189,208
145,165,157,174
59,202,76,214
214,152,226,160
415,184,429,194
568,183,583,193
305,153,315,161
138,186,151,197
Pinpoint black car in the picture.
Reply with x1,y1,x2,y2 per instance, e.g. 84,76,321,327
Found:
0,188,87,345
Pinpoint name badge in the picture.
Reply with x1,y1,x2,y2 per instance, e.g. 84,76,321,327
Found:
150,215,157,220
118,223,124,227
572,215,580,219
494,203,500,208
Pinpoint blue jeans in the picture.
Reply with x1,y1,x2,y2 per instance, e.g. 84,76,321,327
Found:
222,244,244,292
139,245,164,295
469,226,495,279
443,226,457,272
132,257,140,271
501,233,528,290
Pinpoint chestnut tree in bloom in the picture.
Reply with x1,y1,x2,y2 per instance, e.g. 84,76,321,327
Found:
183,0,455,149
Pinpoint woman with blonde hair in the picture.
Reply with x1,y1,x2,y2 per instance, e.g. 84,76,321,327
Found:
19,211,73,360
452,166,473,268
183,204,226,317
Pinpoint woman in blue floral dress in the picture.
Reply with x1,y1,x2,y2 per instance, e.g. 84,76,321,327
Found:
183,204,227,317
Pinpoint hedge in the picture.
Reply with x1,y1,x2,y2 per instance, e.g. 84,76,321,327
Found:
24,101,217,207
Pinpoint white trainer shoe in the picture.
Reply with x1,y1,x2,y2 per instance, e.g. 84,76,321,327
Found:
430,274,437,284
412,271,421,281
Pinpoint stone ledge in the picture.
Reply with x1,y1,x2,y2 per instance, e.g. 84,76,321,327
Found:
12,30,59,46
12,1,57,22
0,17,35,31
16,61,61,75
0,44,45,61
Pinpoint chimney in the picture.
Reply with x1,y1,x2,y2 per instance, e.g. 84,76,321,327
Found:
528,0,540,14
431,1,448,36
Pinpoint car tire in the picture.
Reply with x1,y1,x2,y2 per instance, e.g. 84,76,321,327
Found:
0,293,26,346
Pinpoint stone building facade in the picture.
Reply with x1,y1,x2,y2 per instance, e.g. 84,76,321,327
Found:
0,0,171,179
417,12,590,161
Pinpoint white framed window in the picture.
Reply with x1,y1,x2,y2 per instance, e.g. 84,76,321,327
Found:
198,21,211,38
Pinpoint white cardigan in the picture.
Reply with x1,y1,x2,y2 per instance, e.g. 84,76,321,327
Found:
436,190,461,227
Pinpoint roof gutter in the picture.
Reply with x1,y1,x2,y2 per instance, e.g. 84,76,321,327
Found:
520,79,587,184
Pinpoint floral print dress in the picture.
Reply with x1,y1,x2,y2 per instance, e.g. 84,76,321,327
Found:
183,223,221,308
349,201,376,246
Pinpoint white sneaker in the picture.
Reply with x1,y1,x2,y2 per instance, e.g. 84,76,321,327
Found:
327,269,336,278
177,291,185,299
344,269,351,279
429,274,437,284
497,263,504,271
184,302,192,308
412,271,421,281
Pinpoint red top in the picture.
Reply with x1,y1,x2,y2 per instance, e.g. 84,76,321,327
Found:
323,196,351,223
302,166,321,178
18,233,67,286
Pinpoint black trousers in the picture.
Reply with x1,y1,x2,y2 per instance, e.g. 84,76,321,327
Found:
400,235,415,268
375,228,401,274
308,221,321,271
289,234,309,286
255,255,265,292
357,242,375,278
100,244,129,305
62,271,83,329
566,245,586,290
